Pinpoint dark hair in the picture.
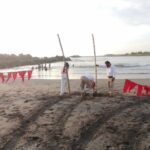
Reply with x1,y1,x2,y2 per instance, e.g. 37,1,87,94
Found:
64,62,69,68
105,61,111,65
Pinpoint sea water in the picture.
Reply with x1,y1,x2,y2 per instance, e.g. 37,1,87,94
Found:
1,56,150,79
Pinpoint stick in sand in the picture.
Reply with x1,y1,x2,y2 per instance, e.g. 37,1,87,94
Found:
92,34,97,93
57,34,71,95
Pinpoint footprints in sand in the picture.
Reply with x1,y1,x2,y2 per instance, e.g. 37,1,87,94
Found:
0,95,150,150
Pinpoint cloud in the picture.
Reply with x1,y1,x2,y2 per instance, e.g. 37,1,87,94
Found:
113,0,150,25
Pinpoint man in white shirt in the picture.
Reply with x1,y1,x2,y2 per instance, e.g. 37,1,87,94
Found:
105,61,116,96
97,61,116,96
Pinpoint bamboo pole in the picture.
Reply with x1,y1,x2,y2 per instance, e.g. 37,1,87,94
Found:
92,34,97,92
57,34,71,95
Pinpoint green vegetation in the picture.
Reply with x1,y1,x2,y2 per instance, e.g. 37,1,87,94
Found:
0,54,71,69
70,55,80,58
124,51,150,56
104,51,150,56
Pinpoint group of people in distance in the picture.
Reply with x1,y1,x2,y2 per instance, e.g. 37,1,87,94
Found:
60,61,116,96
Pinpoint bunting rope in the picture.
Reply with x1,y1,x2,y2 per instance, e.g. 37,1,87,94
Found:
0,70,32,83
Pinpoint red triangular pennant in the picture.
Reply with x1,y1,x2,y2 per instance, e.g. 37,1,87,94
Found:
18,71,26,82
0,73,5,83
12,72,17,81
27,70,32,80
6,72,13,82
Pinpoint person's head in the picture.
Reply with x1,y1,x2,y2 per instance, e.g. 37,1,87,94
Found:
105,61,111,68
64,62,69,69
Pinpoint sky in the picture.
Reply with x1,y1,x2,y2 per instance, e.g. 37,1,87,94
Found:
0,0,150,57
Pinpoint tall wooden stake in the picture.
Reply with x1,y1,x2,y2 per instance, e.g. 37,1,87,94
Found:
57,34,71,95
92,34,97,92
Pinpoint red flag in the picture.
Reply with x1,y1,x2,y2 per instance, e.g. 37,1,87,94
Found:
144,86,150,96
136,84,143,96
123,79,137,93
0,73,5,83
12,72,17,81
123,80,130,93
6,72,13,82
18,71,26,82
27,70,32,80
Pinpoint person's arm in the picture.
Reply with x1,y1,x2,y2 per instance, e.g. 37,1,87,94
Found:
96,64,105,68
95,64,99,67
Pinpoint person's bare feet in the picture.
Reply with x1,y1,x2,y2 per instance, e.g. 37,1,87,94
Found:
108,91,112,97
81,91,86,97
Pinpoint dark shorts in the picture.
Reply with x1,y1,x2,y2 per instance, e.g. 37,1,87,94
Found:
108,76,115,81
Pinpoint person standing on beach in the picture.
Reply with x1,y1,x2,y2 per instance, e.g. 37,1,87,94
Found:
60,62,69,96
80,75,95,96
97,61,116,96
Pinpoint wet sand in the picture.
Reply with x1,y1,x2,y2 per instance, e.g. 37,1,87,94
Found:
0,79,150,150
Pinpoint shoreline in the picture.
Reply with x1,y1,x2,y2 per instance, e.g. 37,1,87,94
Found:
1,78,149,96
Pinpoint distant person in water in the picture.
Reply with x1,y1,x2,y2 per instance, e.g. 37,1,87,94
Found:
80,75,95,96
97,61,116,96
60,62,69,96
49,63,51,69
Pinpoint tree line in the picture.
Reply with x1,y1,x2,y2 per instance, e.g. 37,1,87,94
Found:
104,51,150,56
125,51,150,56
0,54,71,69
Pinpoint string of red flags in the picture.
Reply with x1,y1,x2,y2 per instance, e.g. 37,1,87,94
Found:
0,70,32,83
123,79,150,96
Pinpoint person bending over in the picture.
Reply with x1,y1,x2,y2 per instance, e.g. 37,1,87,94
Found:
80,75,95,96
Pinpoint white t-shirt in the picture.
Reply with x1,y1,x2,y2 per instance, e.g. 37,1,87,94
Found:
100,65,116,77
106,65,115,77
84,73,94,81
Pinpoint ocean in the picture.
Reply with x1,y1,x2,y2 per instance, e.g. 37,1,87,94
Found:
1,56,150,79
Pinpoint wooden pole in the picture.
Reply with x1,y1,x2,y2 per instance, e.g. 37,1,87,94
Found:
57,34,71,95
92,34,97,92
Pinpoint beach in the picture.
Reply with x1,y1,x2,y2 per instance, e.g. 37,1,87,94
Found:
0,79,150,150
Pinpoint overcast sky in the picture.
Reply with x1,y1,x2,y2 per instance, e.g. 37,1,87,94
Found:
0,0,150,57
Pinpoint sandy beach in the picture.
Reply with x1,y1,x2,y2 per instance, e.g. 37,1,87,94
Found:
0,79,150,150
